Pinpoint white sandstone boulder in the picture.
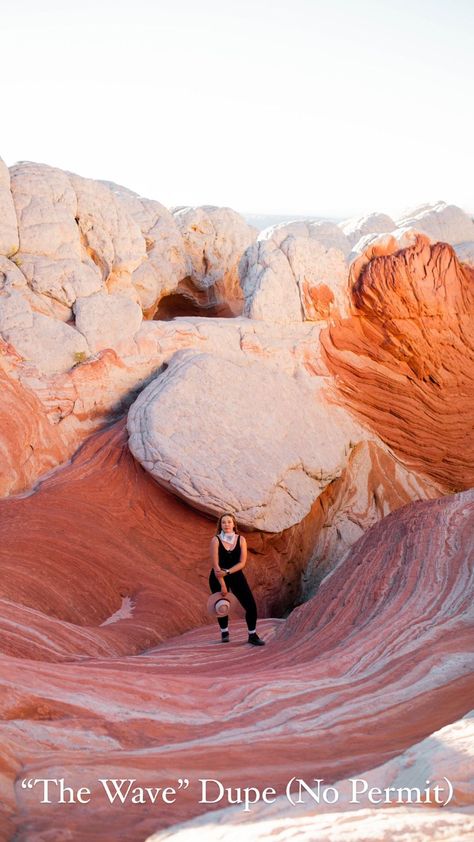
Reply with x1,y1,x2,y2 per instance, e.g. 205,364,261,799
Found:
240,239,303,323
0,158,19,256
241,221,349,323
8,161,104,315
261,219,351,257
396,201,474,245
172,205,258,314
67,171,146,278
339,211,396,247
102,182,188,313
0,288,90,375
73,291,143,354
127,349,366,531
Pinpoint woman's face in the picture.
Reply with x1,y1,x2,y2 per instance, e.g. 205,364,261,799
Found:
221,515,235,533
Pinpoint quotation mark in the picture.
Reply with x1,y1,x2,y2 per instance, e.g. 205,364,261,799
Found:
177,779,189,789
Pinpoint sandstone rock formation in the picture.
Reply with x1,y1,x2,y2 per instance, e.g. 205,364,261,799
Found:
347,224,425,263
0,156,473,842
396,200,474,269
0,159,18,256
0,312,328,498
262,218,352,256
321,233,474,491
0,160,258,376
0,418,316,660
455,240,474,265
0,361,68,497
339,210,396,247
299,438,441,598
396,200,474,244
127,348,369,531
0,162,471,581
171,205,258,317
241,221,349,323
9,161,106,320
0,287,91,376
0,486,472,840
150,713,474,841
73,290,143,354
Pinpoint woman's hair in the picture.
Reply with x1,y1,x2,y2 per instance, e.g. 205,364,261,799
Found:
216,512,239,535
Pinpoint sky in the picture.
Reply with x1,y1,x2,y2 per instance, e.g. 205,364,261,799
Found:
2,0,473,218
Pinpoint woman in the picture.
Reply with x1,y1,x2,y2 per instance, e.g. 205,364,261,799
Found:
209,512,265,646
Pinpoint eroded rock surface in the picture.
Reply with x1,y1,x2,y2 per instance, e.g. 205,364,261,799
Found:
172,205,258,316
0,162,259,377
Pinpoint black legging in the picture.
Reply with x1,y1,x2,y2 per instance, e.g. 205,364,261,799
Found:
209,568,257,631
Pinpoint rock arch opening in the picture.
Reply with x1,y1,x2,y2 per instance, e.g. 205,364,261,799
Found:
153,278,240,321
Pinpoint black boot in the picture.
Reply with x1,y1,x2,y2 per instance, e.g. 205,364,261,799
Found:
221,630,230,643
248,632,265,646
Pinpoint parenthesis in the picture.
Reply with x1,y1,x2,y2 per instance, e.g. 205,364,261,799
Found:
443,777,453,806
286,776,296,806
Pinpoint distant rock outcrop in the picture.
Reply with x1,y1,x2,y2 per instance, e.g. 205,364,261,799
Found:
339,210,396,247
396,200,474,244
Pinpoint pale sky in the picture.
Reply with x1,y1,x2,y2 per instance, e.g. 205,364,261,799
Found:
2,0,473,218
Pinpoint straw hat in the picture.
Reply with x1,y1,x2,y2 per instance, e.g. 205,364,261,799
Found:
207,591,240,617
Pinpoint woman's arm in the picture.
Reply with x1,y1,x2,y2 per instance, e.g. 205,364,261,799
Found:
210,536,228,593
210,536,221,573
226,536,247,574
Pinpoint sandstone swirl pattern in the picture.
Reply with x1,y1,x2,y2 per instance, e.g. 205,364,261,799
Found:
321,234,474,491
0,485,472,840
151,713,474,841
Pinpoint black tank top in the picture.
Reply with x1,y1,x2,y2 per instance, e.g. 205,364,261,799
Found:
217,534,241,570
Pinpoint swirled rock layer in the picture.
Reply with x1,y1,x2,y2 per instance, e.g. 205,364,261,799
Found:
0,488,472,840
0,418,319,662
149,712,474,841
321,234,474,491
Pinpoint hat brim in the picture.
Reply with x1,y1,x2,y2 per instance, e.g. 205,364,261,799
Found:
207,590,242,617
